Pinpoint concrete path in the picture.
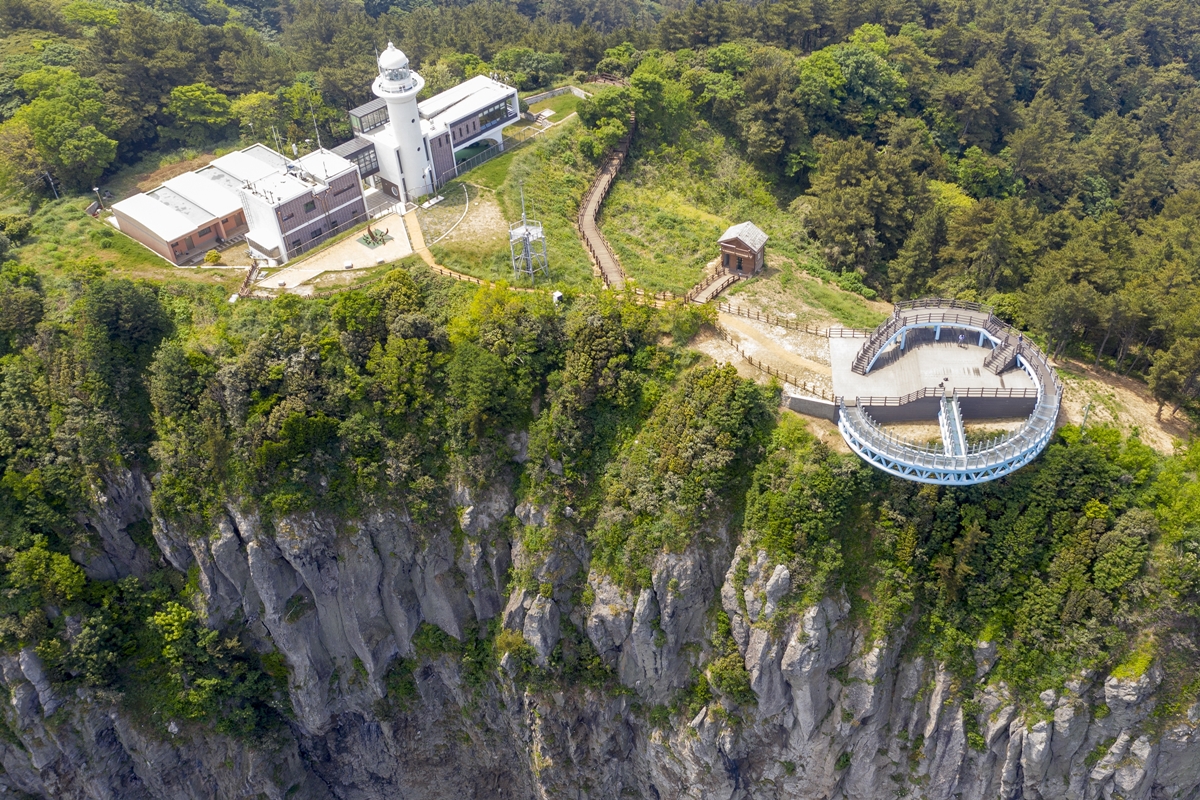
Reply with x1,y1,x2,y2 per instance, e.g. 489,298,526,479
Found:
255,213,411,290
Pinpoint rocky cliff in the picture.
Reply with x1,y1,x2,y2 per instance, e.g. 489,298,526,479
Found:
0,467,1197,800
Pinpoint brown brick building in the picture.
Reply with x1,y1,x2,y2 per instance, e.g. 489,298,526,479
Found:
718,222,768,277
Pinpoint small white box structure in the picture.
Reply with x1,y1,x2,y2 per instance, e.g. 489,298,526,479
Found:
376,257,386,265
344,260,354,269
552,291,563,304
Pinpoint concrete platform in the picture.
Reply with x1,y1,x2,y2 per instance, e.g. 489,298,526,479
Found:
255,212,412,291
830,337,1034,399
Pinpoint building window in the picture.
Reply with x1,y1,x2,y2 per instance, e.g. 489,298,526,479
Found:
350,105,388,134
304,200,316,213
477,99,516,134
282,212,294,221
723,253,728,267
221,218,228,223
311,227,322,240
292,239,302,249
347,147,378,177
198,226,213,237
737,256,743,271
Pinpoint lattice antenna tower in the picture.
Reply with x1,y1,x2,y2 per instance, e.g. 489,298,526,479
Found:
509,185,549,281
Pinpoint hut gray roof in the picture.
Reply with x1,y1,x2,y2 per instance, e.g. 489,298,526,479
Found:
718,221,768,251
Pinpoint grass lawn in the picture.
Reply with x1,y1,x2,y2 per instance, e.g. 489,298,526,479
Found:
468,151,519,190
600,185,726,294
12,196,242,287
580,82,620,95
596,122,889,322
430,119,597,290
504,119,539,137
725,263,889,329
529,93,580,119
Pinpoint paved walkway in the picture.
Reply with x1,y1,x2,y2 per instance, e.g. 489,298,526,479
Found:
403,208,434,266
255,213,411,291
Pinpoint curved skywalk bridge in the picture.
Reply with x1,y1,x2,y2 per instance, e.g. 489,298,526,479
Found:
832,299,1062,485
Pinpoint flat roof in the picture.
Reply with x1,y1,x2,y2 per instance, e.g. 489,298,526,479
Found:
111,193,198,242
145,186,214,226
162,171,242,219
209,149,282,184
195,165,243,195
418,75,515,127
297,149,357,181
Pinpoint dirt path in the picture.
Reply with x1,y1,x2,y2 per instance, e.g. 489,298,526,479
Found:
719,312,832,368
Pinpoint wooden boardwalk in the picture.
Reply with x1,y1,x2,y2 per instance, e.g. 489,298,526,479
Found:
576,118,634,290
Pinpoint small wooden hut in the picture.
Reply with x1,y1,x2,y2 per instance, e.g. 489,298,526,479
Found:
718,222,768,277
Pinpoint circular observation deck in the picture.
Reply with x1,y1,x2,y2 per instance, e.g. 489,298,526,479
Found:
830,299,1062,485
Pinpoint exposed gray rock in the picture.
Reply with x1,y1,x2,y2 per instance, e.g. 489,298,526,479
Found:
523,595,561,665
4,472,1200,800
72,468,155,581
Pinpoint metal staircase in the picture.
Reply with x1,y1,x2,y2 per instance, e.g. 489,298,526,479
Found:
938,394,967,457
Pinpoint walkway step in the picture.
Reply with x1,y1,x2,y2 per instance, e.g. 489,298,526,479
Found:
984,341,1016,374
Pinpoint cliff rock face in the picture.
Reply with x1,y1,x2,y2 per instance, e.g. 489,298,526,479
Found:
1,469,1198,800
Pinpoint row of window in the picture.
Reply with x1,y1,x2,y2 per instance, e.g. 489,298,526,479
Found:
477,99,515,131
351,106,389,134
346,147,380,176
288,205,364,254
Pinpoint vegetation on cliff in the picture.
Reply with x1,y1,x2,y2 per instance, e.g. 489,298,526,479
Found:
0,256,1197,736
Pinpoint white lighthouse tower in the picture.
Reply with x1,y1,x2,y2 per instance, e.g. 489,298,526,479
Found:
373,42,431,203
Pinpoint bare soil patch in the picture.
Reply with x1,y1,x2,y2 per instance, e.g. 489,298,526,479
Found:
1057,359,1193,453
690,328,764,384
438,185,508,250
717,312,834,394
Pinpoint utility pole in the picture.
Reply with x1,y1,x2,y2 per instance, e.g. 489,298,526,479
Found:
307,97,323,149
44,172,58,200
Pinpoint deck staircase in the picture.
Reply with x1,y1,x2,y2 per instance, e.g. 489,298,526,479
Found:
851,315,903,375
984,340,1016,374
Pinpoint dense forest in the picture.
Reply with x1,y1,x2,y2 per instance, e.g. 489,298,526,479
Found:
0,255,1197,747
0,0,1199,769
1,0,1198,414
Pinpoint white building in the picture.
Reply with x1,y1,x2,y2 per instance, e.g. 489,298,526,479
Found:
332,43,521,204
111,143,366,266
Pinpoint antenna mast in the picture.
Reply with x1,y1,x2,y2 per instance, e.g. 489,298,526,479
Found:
509,184,549,282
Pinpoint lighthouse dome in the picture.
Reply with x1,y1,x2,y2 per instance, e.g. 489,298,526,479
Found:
378,43,409,72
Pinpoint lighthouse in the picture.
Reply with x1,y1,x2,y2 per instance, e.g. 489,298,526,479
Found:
335,44,522,203
372,42,431,203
